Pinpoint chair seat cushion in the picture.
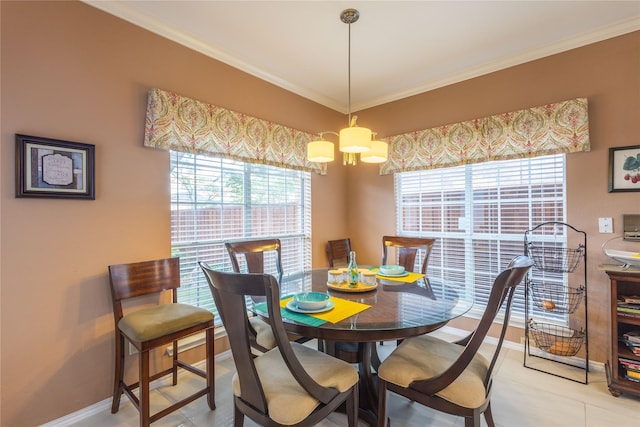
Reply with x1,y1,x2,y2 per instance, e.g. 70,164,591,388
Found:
118,303,213,342
378,334,490,409
249,317,277,350
232,342,358,425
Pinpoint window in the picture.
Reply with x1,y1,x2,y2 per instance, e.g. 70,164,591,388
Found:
395,154,566,323
171,151,312,325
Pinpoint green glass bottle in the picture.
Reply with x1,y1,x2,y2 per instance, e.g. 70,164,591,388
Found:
347,251,358,287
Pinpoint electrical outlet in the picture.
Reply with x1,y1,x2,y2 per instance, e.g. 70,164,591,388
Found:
598,217,613,233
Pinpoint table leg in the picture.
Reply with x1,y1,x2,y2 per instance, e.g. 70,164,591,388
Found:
323,341,380,426
357,342,381,426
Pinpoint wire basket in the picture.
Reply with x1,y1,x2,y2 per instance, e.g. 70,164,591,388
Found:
526,243,584,273
528,320,585,357
528,282,584,314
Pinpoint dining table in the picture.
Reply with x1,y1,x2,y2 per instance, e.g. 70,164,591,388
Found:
252,267,473,425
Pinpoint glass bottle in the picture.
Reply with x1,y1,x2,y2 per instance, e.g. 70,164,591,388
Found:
347,251,359,287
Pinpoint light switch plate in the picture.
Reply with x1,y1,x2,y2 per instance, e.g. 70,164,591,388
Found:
598,217,613,233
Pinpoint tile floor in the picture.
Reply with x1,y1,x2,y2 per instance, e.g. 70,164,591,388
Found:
63,336,639,427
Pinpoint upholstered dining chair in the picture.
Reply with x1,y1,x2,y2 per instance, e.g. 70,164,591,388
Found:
326,237,352,267
376,255,533,427
378,235,437,347
225,238,283,353
199,264,359,427
108,257,215,427
226,238,283,280
381,235,436,274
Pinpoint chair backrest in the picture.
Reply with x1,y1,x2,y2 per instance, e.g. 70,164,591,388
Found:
198,263,341,412
326,238,352,267
108,257,181,320
381,236,436,274
225,238,283,278
411,255,533,396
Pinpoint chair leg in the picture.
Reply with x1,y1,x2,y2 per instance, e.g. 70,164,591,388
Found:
346,384,359,427
484,402,495,427
139,350,151,427
377,379,388,427
172,341,178,385
234,403,244,427
465,412,481,427
111,332,125,413
206,328,216,410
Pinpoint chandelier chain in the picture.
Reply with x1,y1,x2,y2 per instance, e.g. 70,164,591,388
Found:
347,18,352,124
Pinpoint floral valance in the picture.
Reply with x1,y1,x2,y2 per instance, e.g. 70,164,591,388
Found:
380,97,590,175
144,88,325,174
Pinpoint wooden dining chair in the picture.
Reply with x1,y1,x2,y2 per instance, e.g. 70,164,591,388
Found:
108,257,215,427
199,264,359,427
225,238,283,280
381,235,436,274
326,238,352,267
379,235,438,347
225,238,282,353
225,238,310,352
376,255,533,427
323,237,353,355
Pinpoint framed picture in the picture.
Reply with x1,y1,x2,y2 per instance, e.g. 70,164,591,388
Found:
15,134,95,199
609,144,640,193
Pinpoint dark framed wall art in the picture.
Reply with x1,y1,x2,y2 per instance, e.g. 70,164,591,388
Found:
15,134,95,199
608,144,640,193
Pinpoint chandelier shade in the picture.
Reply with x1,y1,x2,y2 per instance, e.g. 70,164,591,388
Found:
306,8,387,167
360,139,389,163
307,139,335,162
339,125,372,153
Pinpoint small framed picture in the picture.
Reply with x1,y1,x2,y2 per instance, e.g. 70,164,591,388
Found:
609,145,640,193
15,134,95,199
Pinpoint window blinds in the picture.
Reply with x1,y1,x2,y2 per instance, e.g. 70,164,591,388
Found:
396,154,566,322
171,151,312,324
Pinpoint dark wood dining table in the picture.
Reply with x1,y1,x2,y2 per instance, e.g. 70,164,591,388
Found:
253,268,473,425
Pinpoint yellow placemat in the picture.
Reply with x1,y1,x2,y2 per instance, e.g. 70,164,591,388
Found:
372,268,425,283
281,296,370,324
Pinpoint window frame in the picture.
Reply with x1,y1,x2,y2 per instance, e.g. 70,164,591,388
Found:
395,154,567,326
170,151,312,326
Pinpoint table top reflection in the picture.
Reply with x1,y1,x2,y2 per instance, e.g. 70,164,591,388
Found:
256,268,473,343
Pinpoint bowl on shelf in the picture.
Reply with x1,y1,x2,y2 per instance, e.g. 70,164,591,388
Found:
604,248,640,268
379,265,405,276
293,292,330,310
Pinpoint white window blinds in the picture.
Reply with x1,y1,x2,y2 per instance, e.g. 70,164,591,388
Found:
395,154,566,322
171,151,312,324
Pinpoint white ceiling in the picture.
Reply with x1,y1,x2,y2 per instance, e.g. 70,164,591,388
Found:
85,1,640,113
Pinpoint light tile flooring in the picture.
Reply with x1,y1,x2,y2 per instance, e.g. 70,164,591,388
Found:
65,337,639,427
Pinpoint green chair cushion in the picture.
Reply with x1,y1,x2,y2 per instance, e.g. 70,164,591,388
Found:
118,303,213,342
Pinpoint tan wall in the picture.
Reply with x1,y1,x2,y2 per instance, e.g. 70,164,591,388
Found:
1,1,638,425
0,2,344,425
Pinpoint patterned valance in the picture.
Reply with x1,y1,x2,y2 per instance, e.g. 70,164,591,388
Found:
380,98,589,175
144,88,325,174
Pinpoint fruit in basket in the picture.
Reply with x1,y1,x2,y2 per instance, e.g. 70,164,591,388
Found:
541,299,556,310
548,341,573,355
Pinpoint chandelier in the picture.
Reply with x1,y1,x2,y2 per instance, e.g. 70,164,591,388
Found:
307,8,388,166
